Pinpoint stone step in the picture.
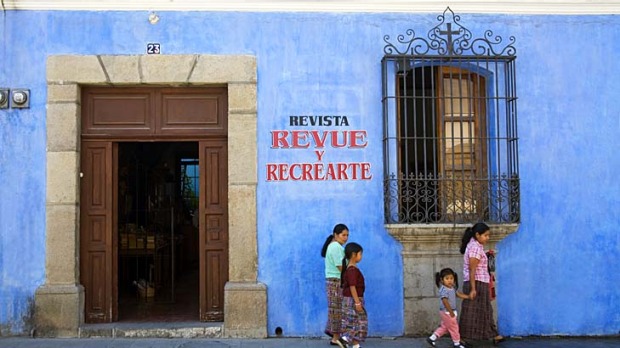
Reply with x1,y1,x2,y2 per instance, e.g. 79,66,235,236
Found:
79,322,223,338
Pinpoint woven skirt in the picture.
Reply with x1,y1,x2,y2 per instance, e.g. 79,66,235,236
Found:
341,296,368,343
459,280,499,340
325,278,343,335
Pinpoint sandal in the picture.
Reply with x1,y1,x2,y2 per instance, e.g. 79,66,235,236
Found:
329,340,345,348
493,336,506,345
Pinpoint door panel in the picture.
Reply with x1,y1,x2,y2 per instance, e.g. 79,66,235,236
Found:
82,87,227,137
199,140,229,321
82,89,154,136
80,141,116,322
160,88,227,134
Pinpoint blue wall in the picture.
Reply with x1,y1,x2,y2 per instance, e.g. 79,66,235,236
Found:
0,10,47,332
497,15,620,335
0,10,618,336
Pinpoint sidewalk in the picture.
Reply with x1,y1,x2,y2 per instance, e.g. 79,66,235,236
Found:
1,336,620,348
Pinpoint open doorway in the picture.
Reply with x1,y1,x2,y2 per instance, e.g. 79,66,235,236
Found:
117,142,200,322
79,87,229,323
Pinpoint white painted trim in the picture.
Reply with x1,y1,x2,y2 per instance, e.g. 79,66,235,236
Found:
3,0,620,15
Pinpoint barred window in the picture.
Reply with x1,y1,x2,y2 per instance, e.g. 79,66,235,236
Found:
382,8,520,224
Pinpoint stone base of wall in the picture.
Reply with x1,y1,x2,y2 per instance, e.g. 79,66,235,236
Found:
403,252,464,336
223,281,267,338
78,323,223,338
34,281,268,338
34,284,83,338
388,223,517,336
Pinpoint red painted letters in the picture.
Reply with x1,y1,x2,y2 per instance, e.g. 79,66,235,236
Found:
267,116,372,182
270,130,368,149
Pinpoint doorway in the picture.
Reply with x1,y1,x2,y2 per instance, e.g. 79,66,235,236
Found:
117,142,200,321
41,55,263,337
79,87,229,323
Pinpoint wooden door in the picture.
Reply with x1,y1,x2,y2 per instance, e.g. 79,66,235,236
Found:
81,87,228,322
199,140,229,321
80,141,117,322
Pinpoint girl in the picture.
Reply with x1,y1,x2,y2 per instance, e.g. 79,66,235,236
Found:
459,222,505,345
321,223,349,348
340,242,367,348
426,268,470,348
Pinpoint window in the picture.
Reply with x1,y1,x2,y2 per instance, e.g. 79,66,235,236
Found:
180,158,199,222
382,8,519,224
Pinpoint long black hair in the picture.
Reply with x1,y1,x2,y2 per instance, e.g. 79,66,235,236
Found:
320,223,349,257
459,222,490,254
340,242,363,287
435,267,459,290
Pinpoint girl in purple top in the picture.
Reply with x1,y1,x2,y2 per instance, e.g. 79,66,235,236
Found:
459,222,505,345
340,242,367,348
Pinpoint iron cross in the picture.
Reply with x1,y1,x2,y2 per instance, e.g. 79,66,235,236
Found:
439,22,460,55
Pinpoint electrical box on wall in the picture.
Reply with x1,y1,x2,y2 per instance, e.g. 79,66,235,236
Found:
11,89,30,109
0,88,9,109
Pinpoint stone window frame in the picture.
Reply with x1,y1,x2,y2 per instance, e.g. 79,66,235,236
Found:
36,54,266,338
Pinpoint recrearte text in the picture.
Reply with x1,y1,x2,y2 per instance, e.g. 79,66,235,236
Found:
266,115,372,182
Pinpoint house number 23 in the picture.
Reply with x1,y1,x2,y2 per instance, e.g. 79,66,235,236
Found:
147,43,161,54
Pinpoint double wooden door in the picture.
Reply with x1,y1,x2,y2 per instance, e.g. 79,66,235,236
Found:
79,87,229,322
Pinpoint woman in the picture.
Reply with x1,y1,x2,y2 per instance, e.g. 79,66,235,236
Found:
321,223,349,348
459,222,505,345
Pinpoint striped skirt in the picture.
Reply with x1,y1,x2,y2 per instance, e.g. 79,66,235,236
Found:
459,280,499,340
325,278,343,335
341,296,368,343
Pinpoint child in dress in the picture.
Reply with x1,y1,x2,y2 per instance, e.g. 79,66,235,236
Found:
427,268,470,348
340,242,366,348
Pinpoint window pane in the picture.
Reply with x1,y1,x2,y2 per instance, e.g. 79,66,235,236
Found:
444,122,473,152
443,78,472,117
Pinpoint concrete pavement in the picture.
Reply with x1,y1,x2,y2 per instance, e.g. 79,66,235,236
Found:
1,336,620,347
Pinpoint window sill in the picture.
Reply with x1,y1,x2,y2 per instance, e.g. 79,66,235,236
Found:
386,223,519,253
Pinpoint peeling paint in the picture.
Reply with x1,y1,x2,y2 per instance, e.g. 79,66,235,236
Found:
0,294,35,336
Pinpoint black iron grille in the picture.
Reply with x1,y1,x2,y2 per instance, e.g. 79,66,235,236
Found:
382,8,519,224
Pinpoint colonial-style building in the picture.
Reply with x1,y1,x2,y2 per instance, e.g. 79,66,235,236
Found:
0,0,618,338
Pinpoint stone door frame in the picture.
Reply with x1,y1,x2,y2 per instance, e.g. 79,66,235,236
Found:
35,54,266,338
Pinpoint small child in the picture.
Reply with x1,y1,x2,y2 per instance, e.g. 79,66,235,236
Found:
340,242,367,348
427,268,470,348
